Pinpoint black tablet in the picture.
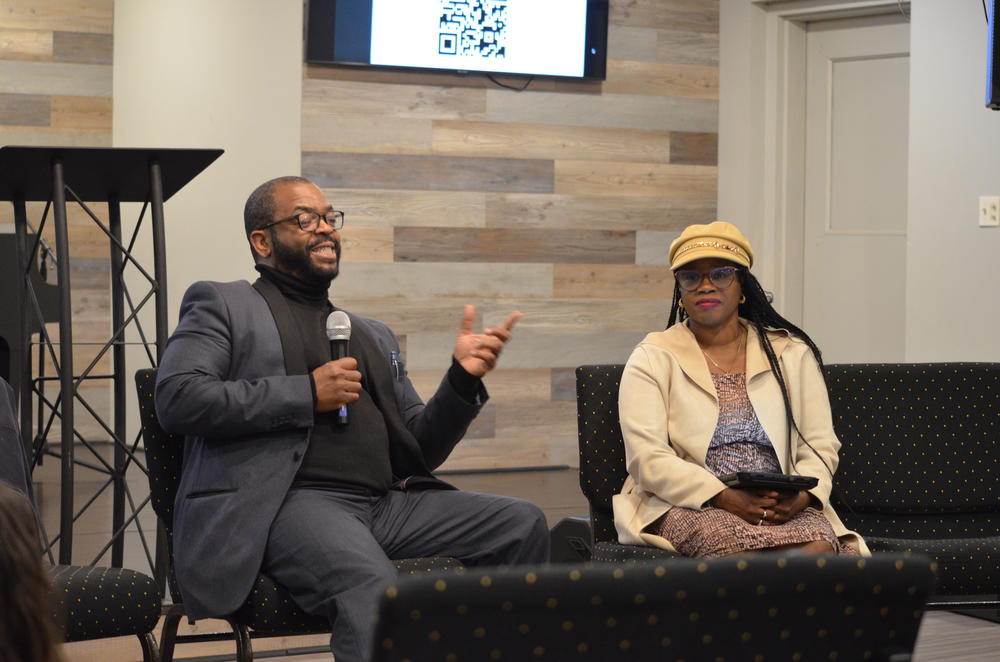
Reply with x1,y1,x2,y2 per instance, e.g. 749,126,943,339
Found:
718,471,818,491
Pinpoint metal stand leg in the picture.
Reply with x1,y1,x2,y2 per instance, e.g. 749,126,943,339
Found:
51,158,75,564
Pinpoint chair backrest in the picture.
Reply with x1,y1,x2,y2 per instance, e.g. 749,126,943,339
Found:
135,368,184,531
135,368,186,602
575,364,627,544
825,363,1000,535
372,554,936,662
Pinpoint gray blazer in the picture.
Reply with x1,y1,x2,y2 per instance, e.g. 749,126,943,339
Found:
155,280,485,619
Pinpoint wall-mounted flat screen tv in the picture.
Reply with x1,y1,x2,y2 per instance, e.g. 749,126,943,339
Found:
306,0,609,80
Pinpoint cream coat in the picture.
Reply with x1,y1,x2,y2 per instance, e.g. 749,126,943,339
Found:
613,320,868,555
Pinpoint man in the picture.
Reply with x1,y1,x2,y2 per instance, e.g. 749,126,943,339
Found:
155,176,549,662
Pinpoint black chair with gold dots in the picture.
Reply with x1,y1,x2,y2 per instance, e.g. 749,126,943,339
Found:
575,365,679,562
372,554,936,662
135,368,461,662
1,377,161,661
826,362,1000,609
48,564,162,660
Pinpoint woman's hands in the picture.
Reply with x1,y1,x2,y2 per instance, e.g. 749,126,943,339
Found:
710,488,813,525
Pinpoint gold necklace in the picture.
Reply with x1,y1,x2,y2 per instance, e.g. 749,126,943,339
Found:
701,327,746,374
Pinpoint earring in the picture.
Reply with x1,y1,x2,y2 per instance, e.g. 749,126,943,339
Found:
739,295,746,304
678,301,685,309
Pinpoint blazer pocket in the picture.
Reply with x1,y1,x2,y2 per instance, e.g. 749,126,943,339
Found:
185,487,237,499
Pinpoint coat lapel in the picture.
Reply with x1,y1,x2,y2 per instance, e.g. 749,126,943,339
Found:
252,278,309,376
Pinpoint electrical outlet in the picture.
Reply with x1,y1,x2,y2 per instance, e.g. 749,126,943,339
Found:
980,196,1000,227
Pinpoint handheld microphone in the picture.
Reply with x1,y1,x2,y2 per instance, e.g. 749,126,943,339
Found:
325,310,351,425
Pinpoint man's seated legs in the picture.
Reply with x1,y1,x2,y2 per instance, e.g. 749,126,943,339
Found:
374,489,549,567
262,486,549,662
263,487,398,662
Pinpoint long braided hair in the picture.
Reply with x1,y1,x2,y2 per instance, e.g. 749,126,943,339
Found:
667,267,831,477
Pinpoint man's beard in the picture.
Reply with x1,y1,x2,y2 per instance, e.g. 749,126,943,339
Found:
270,230,340,286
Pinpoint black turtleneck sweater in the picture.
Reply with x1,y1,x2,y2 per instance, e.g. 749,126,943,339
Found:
257,265,392,492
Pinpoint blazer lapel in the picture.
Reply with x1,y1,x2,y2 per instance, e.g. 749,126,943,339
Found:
252,278,309,376
346,315,435,481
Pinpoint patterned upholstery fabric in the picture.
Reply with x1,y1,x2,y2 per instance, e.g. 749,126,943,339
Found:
826,362,1000,600
233,557,464,632
591,541,679,563
575,364,630,544
372,555,935,662
135,368,463,650
49,564,161,642
576,365,680,561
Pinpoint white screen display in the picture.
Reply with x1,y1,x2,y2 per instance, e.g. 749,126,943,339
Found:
370,0,589,77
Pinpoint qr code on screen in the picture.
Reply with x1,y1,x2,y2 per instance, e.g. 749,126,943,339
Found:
439,0,507,59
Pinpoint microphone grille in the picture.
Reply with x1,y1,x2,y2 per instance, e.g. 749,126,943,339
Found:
326,310,351,341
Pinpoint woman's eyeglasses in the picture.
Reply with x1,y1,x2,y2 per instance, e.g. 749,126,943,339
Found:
675,266,740,292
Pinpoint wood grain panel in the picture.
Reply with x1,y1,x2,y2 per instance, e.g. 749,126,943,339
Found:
554,161,717,198
406,330,647,370
322,188,485,228
406,368,553,404
0,92,49,125
481,298,667,334
303,77,487,120
604,60,718,99
332,297,667,337
306,63,602,94
611,0,719,34
635,230,680,266
0,124,110,146
658,28,720,67
486,88,718,133
332,297,479,335
340,226,393,263
67,256,109,288
550,367,577,402
0,0,113,34
0,28,53,61
485,193,715,230
394,227,635,264
553,264,674,300
606,25,659,62
52,30,112,64
431,119,669,163
334,263,553,299
669,131,717,165
50,95,111,129
0,60,111,96
439,436,552,471
302,115,432,154
304,151,553,193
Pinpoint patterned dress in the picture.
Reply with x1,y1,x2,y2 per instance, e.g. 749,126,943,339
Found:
653,372,853,556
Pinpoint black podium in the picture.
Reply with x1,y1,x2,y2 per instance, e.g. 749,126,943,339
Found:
0,146,222,575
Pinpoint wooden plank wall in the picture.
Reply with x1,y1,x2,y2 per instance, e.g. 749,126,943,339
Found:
302,0,719,470
0,0,114,439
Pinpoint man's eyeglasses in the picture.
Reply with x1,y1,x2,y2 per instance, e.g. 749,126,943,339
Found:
260,209,345,233
675,266,740,292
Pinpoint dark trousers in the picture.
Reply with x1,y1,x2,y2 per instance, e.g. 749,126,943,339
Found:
262,486,550,662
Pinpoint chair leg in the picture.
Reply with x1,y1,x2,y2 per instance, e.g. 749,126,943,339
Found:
227,618,254,662
138,631,160,662
159,606,184,662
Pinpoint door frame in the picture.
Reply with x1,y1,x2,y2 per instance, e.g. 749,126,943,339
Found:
718,0,910,323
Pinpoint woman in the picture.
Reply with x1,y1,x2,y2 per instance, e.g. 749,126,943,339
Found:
613,222,866,556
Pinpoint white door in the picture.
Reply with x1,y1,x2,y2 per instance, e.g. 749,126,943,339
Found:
802,14,910,363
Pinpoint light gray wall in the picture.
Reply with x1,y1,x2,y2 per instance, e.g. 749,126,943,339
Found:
905,0,1000,360
113,0,303,331
719,0,1000,361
